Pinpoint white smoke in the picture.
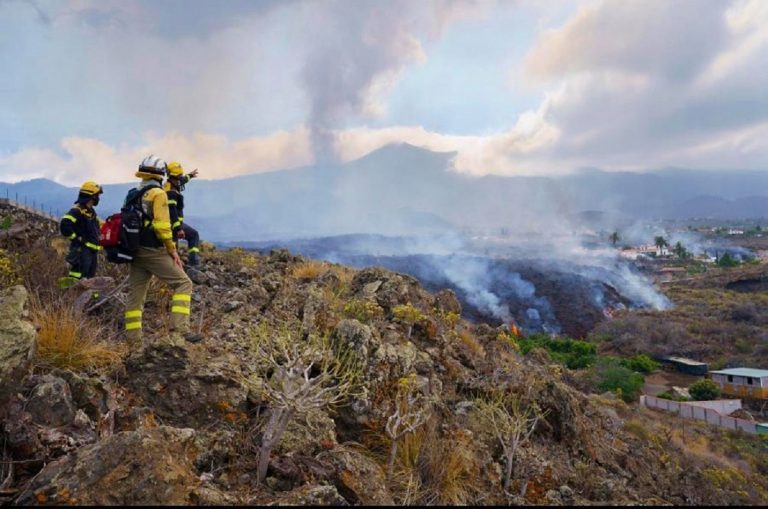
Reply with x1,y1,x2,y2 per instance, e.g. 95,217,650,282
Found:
298,0,495,162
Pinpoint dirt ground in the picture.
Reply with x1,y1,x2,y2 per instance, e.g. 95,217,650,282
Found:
643,370,702,396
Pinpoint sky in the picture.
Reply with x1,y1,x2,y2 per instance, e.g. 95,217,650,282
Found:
0,0,767,185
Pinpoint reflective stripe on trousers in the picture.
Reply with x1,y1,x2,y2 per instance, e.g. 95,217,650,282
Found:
124,309,142,331
171,293,191,316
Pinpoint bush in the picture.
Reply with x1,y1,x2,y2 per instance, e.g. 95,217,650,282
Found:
620,353,658,374
689,379,721,401
717,253,739,268
519,334,598,370
291,260,327,281
343,298,384,324
731,303,757,323
32,298,124,372
592,359,645,402
656,390,689,402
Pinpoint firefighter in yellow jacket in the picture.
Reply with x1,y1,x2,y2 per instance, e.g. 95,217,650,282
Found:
124,155,203,348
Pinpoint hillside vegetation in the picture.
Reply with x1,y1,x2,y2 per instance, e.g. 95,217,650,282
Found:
0,203,766,505
590,263,768,368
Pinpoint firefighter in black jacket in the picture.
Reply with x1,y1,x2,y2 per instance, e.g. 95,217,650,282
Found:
165,162,201,266
59,181,103,280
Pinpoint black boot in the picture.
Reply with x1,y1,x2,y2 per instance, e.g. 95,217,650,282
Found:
188,251,200,267
184,332,203,343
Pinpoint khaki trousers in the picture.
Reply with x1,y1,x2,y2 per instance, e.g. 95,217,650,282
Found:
124,247,193,346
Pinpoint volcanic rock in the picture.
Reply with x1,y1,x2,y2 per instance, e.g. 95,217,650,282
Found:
318,447,393,505
25,375,76,428
123,345,248,428
0,285,36,406
16,426,200,506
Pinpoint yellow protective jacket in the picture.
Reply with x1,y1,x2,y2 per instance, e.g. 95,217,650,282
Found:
138,181,176,254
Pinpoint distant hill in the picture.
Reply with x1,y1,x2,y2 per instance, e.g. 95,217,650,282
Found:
2,144,768,241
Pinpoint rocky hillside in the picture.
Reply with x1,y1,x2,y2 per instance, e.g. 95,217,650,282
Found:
0,205,767,505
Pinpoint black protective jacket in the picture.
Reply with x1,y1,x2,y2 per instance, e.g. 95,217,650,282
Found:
165,175,192,235
60,204,101,251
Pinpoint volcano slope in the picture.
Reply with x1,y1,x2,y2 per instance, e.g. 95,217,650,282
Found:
590,262,768,368
0,210,767,505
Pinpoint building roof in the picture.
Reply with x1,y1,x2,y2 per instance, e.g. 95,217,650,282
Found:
663,356,707,367
711,368,768,378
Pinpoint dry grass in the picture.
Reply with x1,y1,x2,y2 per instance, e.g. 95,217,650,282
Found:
291,260,328,281
457,328,486,357
423,428,482,505
218,247,259,270
385,421,484,506
31,297,125,373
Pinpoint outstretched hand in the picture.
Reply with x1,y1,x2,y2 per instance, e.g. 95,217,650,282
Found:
189,169,199,178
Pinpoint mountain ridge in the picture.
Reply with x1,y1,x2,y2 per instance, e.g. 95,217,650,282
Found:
2,144,768,241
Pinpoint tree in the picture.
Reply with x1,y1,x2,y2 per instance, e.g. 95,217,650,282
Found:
654,236,669,255
689,379,721,401
384,374,431,480
672,241,690,260
609,231,621,246
717,252,739,268
249,325,362,484
474,391,545,493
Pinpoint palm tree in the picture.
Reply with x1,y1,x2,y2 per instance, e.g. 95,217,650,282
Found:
654,236,669,256
609,231,620,246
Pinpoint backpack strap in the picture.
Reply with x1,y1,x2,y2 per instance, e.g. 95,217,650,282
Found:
124,184,160,217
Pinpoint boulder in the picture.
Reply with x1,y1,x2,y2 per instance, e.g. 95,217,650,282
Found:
124,345,249,429
350,268,425,312
17,427,200,506
333,319,373,359
301,284,325,337
277,408,338,456
49,369,110,421
25,375,76,427
318,447,393,505
0,285,36,406
434,289,462,315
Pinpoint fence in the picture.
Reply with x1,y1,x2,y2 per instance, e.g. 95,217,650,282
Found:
641,395,766,434
0,195,59,222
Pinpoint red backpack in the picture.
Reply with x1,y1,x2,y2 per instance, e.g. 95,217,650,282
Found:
100,213,122,248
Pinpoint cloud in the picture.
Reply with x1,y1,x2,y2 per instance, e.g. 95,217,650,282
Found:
480,0,768,173
0,129,313,185
2,0,767,184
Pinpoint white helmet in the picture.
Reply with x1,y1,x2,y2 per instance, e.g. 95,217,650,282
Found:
136,154,167,180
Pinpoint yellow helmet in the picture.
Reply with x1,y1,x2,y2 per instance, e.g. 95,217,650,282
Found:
166,161,184,178
79,181,102,196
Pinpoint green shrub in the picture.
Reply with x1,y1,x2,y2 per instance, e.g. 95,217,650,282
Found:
656,390,689,402
620,354,658,374
519,334,598,369
716,253,739,268
689,379,721,401
592,358,645,402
